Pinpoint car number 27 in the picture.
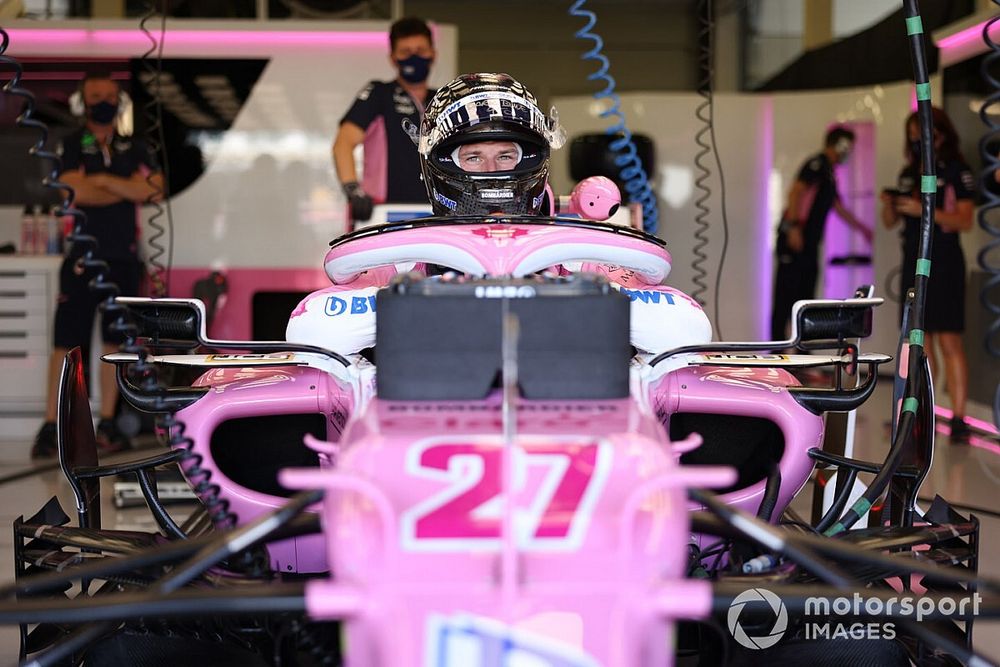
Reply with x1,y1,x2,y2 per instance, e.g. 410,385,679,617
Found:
401,438,612,552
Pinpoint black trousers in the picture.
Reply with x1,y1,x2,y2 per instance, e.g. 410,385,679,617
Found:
770,251,819,341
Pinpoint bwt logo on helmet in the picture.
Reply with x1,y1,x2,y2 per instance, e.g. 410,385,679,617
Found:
325,295,377,317
727,588,788,650
434,190,457,210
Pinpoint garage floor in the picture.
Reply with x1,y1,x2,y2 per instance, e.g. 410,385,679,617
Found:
0,380,997,662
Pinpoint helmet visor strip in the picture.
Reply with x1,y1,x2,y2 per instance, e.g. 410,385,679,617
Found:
419,90,565,156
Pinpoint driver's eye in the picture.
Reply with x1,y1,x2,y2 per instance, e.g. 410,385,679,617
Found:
464,155,481,163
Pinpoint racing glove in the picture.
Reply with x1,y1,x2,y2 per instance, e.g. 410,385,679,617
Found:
343,181,374,222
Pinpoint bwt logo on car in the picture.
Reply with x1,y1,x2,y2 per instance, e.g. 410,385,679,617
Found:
325,295,377,316
618,288,676,305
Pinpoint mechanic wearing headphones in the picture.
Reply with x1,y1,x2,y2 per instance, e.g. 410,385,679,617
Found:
332,16,436,225
770,126,873,342
31,72,163,459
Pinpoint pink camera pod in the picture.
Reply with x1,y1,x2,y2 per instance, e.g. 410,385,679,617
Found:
553,176,623,222
281,399,736,667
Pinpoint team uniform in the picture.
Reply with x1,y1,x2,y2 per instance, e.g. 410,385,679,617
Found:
770,152,839,341
54,128,156,347
896,160,974,331
340,80,434,204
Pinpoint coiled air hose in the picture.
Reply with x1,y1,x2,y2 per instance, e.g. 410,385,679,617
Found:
691,0,714,309
824,0,936,535
693,0,731,337
568,0,659,234
139,2,174,297
0,26,235,532
132,6,235,530
979,6,1000,431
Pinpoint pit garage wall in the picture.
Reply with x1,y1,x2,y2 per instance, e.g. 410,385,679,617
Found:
1,20,458,342
551,79,933,362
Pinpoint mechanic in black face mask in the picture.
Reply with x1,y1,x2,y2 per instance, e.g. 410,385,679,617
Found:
332,16,437,227
770,126,873,343
31,72,163,459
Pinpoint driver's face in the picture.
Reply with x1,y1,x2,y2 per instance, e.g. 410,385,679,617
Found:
455,141,520,173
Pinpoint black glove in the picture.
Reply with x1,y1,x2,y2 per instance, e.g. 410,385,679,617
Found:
342,181,374,222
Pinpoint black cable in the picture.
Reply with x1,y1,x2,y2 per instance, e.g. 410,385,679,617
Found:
0,585,309,624
704,0,731,340
157,489,320,593
978,7,1000,431
1,513,319,600
699,490,997,663
127,7,235,529
690,488,854,587
690,506,994,590
22,490,321,665
813,468,859,534
756,463,780,521
691,0,713,309
138,2,174,297
824,0,937,535
3,21,259,660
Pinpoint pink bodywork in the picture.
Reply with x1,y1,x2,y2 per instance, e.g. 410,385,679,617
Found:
566,176,622,221
167,221,824,665
282,397,734,666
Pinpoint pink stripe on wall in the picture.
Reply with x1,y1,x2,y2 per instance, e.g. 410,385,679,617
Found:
168,267,329,341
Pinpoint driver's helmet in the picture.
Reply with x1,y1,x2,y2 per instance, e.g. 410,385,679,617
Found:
417,73,566,216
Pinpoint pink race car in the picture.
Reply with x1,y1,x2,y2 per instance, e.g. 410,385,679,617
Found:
8,207,982,667
7,209,976,666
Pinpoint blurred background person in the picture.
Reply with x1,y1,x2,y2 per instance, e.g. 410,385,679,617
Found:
770,126,873,342
881,107,975,441
332,16,436,225
32,72,162,459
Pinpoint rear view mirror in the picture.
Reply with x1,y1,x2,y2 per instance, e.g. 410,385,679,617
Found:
794,300,874,350
117,297,206,349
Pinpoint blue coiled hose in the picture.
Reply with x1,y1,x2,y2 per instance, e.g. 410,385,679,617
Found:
568,0,659,234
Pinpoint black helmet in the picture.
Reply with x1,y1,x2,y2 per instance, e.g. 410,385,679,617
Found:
416,73,565,216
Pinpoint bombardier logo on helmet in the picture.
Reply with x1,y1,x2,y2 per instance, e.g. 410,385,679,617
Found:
415,73,566,217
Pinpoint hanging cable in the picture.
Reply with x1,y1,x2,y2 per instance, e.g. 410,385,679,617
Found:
825,0,936,535
133,6,234,528
0,26,235,535
692,0,732,337
0,28,124,339
979,6,1000,430
138,2,174,297
691,0,713,308
568,0,659,234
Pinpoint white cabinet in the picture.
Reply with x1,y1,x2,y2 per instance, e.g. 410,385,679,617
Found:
0,255,61,440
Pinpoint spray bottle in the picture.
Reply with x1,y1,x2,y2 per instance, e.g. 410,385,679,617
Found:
20,205,34,254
